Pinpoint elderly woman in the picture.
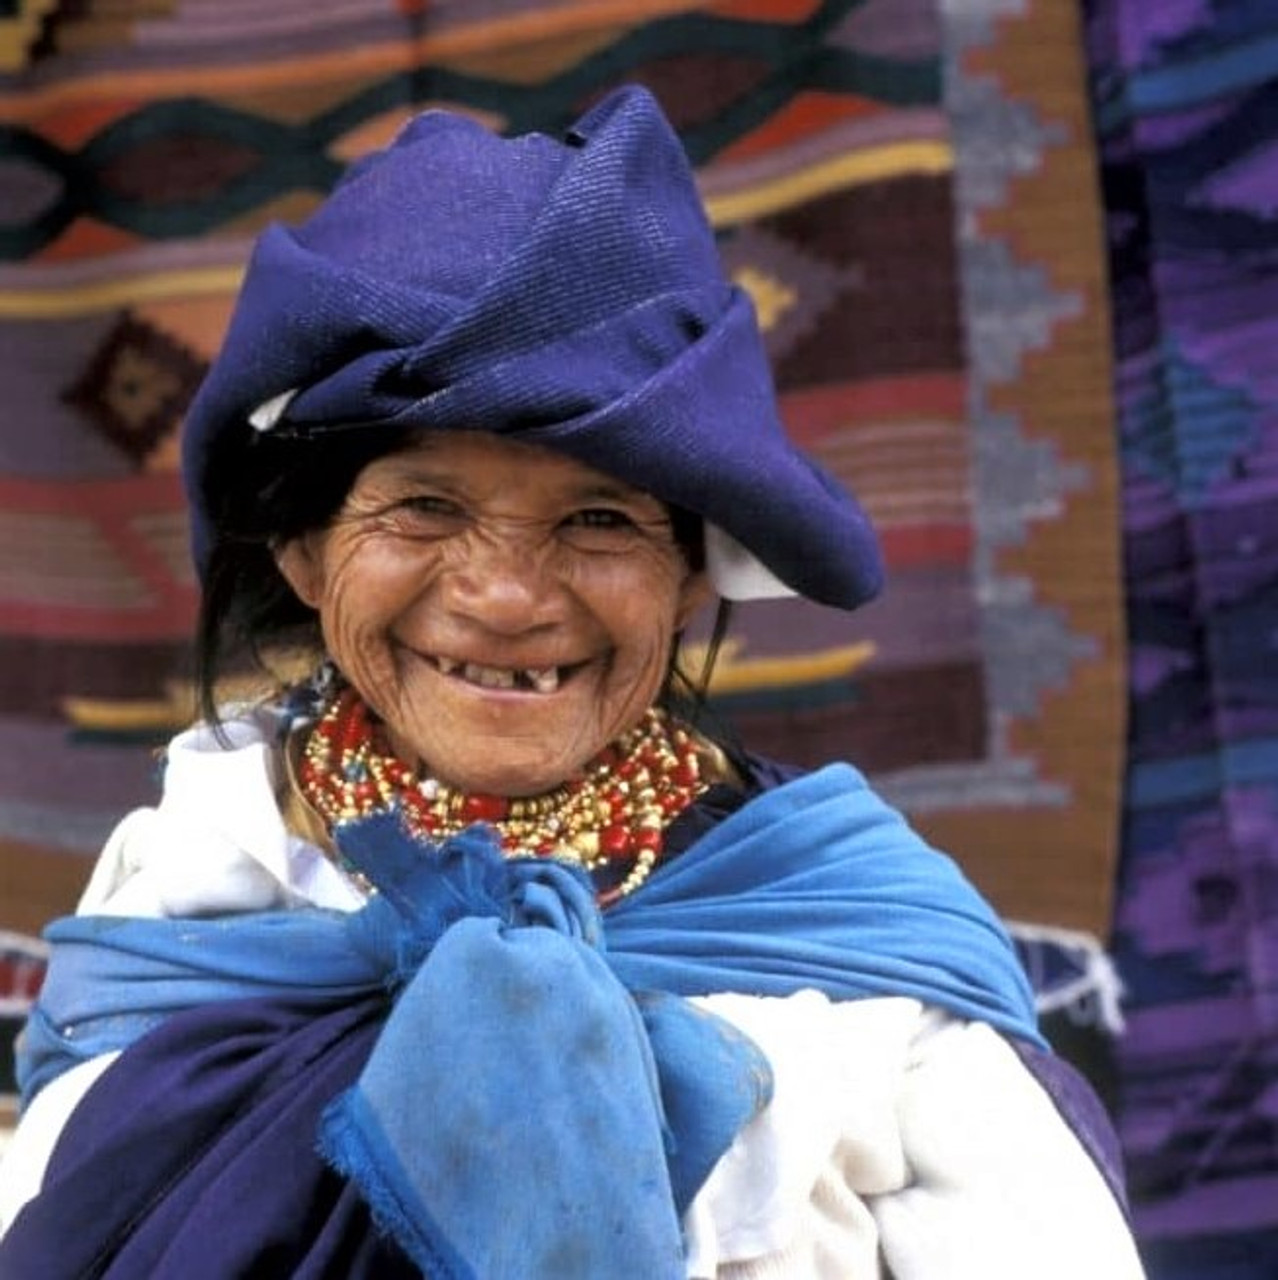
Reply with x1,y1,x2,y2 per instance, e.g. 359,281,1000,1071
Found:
0,88,1142,1278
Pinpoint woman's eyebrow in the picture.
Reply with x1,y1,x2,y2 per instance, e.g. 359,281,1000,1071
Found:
567,483,641,502
561,481,665,508
375,465,467,493
371,464,661,513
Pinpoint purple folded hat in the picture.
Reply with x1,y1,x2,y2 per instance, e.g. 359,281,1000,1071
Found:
181,85,883,610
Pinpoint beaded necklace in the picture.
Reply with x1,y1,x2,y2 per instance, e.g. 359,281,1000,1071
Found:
298,686,710,905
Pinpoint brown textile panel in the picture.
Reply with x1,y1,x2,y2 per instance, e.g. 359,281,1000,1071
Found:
730,659,986,775
0,637,191,721
966,2,1124,933
763,175,965,388
611,54,776,132
0,840,91,937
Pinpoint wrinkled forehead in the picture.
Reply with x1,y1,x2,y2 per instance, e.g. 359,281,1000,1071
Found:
351,429,668,509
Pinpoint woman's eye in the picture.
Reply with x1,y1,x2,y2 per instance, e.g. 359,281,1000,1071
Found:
403,495,463,517
565,508,636,529
558,507,649,552
381,494,467,537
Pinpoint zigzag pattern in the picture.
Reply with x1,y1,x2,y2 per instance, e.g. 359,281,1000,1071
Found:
1,0,939,258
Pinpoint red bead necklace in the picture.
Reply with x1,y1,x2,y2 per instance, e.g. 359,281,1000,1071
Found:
298,686,709,905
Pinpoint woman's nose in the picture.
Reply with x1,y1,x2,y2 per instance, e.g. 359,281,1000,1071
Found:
442,527,561,633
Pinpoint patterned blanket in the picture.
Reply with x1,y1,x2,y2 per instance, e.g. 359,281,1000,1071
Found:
1085,3,1278,1276
0,0,1124,927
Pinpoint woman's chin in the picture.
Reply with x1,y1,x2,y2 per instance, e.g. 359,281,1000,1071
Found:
389,702,606,796
426,753,583,799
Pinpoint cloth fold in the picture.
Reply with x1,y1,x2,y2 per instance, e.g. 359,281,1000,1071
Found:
180,86,884,609
318,818,771,1278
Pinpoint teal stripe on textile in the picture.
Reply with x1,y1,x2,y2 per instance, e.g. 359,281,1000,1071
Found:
1095,32,1278,134
708,676,862,717
1128,737,1278,809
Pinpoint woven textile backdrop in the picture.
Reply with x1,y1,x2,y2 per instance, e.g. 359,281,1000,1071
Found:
0,0,1124,1133
1086,2,1278,1276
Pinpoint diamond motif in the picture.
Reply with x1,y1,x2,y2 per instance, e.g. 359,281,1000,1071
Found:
63,312,207,466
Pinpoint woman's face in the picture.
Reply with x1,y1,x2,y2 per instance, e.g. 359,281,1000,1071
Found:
276,431,709,796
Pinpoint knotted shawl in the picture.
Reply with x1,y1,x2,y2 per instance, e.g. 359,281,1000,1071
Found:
14,763,1042,1277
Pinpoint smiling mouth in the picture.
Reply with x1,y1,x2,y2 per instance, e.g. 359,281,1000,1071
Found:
431,656,576,694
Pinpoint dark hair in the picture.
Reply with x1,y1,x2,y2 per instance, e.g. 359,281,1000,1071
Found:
194,426,714,726
664,595,735,733
194,425,420,726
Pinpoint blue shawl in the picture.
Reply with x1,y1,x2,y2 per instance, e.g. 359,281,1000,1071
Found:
17,763,1041,1278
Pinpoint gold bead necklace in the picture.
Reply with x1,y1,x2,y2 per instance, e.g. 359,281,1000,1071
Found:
298,687,710,905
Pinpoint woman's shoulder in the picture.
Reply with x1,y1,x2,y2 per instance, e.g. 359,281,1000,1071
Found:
684,992,1141,1278
669,740,902,855
77,702,361,920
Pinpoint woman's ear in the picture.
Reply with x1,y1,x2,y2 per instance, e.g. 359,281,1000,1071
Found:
675,569,715,630
273,534,326,610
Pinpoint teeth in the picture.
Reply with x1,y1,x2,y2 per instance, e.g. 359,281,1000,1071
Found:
463,663,516,689
435,655,563,693
525,666,560,694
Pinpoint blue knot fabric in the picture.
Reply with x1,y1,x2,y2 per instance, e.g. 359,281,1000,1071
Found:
181,85,884,610
338,820,604,986
321,916,685,1278
319,819,769,1278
